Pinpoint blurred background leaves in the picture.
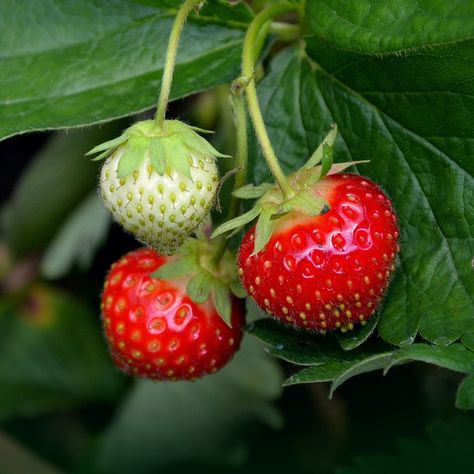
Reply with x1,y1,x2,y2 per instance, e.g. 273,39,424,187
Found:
0,0,473,473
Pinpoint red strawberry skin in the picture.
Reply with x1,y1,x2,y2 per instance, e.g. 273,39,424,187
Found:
101,248,244,381
238,174,400,332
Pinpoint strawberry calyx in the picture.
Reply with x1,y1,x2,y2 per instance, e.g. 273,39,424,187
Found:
211,124,368,254
149,238,245,327
86,119,230,180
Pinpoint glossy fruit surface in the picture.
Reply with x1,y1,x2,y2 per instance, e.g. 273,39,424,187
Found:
102,248,244,380
238,174,400,332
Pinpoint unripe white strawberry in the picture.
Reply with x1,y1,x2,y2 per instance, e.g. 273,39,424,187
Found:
87,120,226,255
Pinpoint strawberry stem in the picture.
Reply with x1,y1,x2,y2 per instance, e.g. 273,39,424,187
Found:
154,0,204,129
211,86,249,267
269,21,300,42
241,2,300,200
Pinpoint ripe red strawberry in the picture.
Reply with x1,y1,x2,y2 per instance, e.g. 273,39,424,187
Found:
101,248,244,380
238,174,400,333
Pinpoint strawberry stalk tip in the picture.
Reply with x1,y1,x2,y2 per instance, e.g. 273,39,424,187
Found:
154,0,206,129
86,119,229,180
211,123,367,255
150,239,243,327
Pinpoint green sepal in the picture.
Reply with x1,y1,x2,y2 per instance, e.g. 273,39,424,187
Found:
227,223,247,239
327,160,370,175
117,140,147,178
252,207,276,256
230,279,247,299
232,182,274,199
181,129,231,159
87,119,228,179
329,352,394,398
85,134,129,157
187,271,213,304
212,283,232,327
211,206,262,239
89,147,117,162
320,143,333,179
149,137,166,175
281,190,328,216
336,313,380,351
164,134,192,180
303,124,338,169
189,125,215,134
150,256,199,280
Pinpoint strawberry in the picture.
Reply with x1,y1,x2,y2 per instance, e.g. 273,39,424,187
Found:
88,120,227,255
101,247,244,381
237,174,400,333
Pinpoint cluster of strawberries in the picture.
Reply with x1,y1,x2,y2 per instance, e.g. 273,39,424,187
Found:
91,118,399,382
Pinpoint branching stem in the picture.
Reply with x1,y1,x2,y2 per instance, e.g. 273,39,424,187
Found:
241,2,299,199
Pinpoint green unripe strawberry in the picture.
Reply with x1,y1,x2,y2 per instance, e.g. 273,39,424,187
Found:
88,120,227,255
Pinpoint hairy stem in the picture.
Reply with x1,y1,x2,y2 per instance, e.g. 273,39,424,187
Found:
154,0,203,129
211,89,249,267
241,2,299,199
269,21,300,42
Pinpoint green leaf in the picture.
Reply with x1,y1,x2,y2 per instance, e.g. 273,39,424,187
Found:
385,344,474,375
336,314,380,351
284,361,355,386
232,182,274,199
211,206,262,239
0,0,247,141
186,271,213,304
307,0,474,54
197,0,254,25
1,123,122,256
150,256,198,280
462,331,474,352
40,193,110,279
250,320,474,399
329,352,394,396
253,207,275,256
0,286,123,421
249,319,389,367
249,45,474,347
94,337,283,473
456,374,474,410
132,0,254,25
212,284,232,326
338,416,474,474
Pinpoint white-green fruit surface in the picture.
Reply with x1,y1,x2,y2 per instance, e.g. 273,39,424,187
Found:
100,147,218,254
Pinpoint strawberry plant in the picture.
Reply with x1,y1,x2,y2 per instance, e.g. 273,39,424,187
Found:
0,0,473,473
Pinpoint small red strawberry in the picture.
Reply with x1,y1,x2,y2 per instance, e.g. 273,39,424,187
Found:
101,247,244,381
237,173,399,332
